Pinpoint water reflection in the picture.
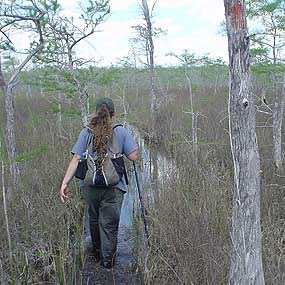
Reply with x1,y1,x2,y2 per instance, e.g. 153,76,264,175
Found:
83,124,175,267
116,124,175,266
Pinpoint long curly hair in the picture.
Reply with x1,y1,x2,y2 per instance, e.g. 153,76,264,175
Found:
87,104,113,166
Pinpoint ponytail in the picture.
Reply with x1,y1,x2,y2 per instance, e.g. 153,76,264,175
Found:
88,104,113,162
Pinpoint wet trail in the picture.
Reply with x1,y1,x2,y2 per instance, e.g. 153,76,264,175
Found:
77,125,174,284
78,189,143,284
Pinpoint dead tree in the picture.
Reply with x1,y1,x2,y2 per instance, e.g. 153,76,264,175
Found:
141,0,156,113
224,0,265,284
272,71,285,170
131,0,165,114
0,1,47,197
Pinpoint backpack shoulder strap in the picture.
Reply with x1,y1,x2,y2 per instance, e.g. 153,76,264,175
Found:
111,123,129,185
84,126,93,148
112,123,124,130
109,123,124,155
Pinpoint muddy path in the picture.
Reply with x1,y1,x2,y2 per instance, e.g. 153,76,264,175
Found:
77,126,172,284
78,189,144,285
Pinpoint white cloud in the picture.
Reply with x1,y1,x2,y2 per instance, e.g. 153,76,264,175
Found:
73,19,138,65
109,0,135,11
156,0,191,9
76,0,228,66
187,0,225,27
5,0,229,67
156,30,228,65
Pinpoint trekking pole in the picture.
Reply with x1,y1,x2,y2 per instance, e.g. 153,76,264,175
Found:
133,161,150,242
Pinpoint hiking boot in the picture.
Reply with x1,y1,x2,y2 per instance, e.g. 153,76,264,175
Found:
91,249,101,263
101,260,114,269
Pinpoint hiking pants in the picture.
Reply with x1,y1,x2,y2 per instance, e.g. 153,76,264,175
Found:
81,185,124,267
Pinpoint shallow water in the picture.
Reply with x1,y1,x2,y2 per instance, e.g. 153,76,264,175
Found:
115,124,175,267
80,124,175,282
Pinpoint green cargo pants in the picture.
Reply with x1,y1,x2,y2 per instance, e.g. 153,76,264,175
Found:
81,185,124,268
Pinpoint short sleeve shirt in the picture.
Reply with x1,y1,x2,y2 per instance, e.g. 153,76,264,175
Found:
71,125,138,191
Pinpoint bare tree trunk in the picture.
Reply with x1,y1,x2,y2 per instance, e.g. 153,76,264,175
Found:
120,88,128,125
57,92,62,137
186,72,198,165
0,57,20,198
224,1,265,284
0,29,43,197
142,0,156,113
272,73,285,170
214,73,219,96
1,160,12,262
4,85,20,198
67,47,88,126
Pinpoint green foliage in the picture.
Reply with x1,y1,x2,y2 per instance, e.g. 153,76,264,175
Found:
48,99,81,116
246,0,285,65
0,0,62,53
247,0,285,16
250,47,270,59
32,0,110,67
80,0,110,22
96,67,123,86
0,40,15,52
167,50,226,68
0,54,19,73
16,144,48,163
251,63,285,74
21,68,78,96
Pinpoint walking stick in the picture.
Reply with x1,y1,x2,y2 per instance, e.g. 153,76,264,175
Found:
133,161,150,242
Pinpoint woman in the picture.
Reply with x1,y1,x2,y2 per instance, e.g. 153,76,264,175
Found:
59,97,138,269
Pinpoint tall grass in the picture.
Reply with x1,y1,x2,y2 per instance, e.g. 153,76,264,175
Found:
0,94,85,283
0,65,284,284
138,82,285,284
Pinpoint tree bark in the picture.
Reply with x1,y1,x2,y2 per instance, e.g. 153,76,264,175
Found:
224,1,265,284
67,46,88,126
4,85,20,197
1,160,12,262
0,20,44,196
142,0,156,113
272,72,285,170
0,57,20,199
185,72,198,165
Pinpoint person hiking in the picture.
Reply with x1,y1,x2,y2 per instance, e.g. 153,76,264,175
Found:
59,97,138,269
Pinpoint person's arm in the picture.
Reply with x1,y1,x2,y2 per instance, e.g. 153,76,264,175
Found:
127,149,139,161
60,154,81,203
122,127,139,161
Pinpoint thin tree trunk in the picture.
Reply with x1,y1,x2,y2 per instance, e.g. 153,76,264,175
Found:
224,1,265,284
4,85,20,198
1,160,12,262
272,72,285,170
67,47,88,126
57,92,62,137
142,0,156,113
186,72,198,165
121,88,128,124
0,57,20,199
0,38,44,197
1,62,19,199
214,73,219,96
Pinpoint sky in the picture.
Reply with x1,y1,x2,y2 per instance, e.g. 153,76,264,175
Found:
6,0,228,67
59,0,228,66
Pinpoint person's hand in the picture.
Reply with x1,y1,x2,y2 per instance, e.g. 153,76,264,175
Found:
60,183,71,203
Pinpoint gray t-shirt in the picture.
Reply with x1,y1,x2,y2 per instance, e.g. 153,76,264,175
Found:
71,125,138,191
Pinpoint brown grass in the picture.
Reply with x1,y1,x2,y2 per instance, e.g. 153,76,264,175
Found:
0,68,284,284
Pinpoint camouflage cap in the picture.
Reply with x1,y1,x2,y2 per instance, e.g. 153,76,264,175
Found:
96,97,115,113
